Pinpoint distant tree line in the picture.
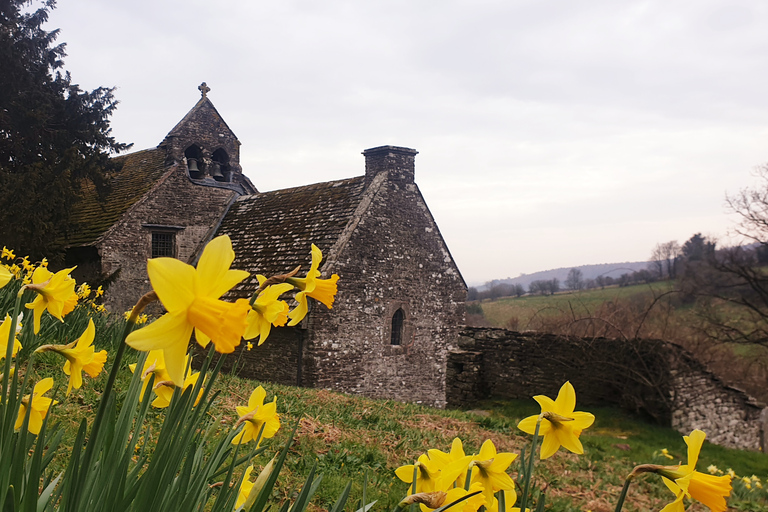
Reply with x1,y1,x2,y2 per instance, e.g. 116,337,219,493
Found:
468,233,726,301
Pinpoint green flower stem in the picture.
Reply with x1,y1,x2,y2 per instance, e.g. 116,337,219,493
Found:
77,290,155,476
1,289,24,401
465,465,473,491
614,476,633,512
519,414,543,512
411,464,419,512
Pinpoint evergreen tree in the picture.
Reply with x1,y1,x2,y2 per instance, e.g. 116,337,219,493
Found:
0,0,130,259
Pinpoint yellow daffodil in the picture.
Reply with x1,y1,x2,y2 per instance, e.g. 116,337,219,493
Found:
517,381,595,459
39,258,48,268
1,247,14,260
151,371,203,408
77,283,91,299
286,244,339,326
661,448,674,460
236,465,256,509
428,437,471,488
244,280,293,345
236,458,275,509
35,319,107,395
707,465,719,475
0,313,23,360
129,349,173,399
15,377,57,435
126,235,250,386
232,385,280,446
469,439,517,505
25,266,77,333
653,430,732,512
395,454,442,493
21,256,33,272
0,265,11,289
95,285,104,297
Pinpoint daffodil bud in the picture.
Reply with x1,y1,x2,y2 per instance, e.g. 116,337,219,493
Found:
399,491,447,509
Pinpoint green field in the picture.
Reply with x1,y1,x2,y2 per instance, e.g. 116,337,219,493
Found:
38,356,768,512
476,282,675,331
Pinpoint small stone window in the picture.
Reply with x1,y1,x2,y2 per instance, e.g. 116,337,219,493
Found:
151,232,176,258
391,308,404,345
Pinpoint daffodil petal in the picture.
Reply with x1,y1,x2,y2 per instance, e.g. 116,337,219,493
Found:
195,235,235,288
571,411,595,430
554,381,576,415
127,312,190,351
395,464,415,484
532,395,557,412
539,431,561,459
147,258,196,312
685,430,706,469
163,334,193,387
248,386,267,409
555,427,584,455
517,414,541,435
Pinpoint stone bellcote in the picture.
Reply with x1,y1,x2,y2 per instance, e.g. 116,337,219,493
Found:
363,145,418,187
158,83,243,183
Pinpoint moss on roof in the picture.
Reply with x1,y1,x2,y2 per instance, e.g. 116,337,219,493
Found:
217,177,366,298
64,148,168,246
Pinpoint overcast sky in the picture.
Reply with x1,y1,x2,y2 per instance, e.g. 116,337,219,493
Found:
46,0,768,285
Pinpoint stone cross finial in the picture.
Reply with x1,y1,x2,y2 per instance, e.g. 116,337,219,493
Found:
198,82,210,97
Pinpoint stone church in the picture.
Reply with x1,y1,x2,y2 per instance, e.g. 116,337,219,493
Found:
64,84,467,407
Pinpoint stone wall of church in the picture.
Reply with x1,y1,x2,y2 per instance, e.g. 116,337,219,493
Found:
207,327,304,387
99,166,237,313
303,173,467,408
447,327,766,451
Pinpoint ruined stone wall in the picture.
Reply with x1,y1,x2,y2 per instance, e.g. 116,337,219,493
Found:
448,327,766,450
670,356,764,450
99,166,237,312
304,176,466,408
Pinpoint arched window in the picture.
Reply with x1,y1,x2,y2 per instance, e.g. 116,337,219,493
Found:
184,145,203,178
211,148,230,182
391,308,404,345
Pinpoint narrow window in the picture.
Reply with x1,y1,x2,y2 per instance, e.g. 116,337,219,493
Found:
391,308,404,345
152,232,175,258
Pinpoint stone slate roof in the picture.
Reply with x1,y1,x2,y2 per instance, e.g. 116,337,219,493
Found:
65,148,168,246
217,176,366,297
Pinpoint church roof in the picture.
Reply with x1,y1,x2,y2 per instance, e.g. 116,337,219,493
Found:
217,176,367,297
64,148,168,246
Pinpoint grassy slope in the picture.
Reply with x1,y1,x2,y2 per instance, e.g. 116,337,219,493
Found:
40,356,768,512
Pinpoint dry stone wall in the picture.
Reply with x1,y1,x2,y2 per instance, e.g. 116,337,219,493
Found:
448,327,767,451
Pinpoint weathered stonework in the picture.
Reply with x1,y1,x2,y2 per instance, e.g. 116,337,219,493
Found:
448,327,767,451
218,146,467,408
66,90,467,409
65,88,256,313
96,166,239,313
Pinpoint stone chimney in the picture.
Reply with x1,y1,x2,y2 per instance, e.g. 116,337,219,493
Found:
363,145,418,187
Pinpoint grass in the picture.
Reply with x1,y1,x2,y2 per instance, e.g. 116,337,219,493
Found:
36,352,768,512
